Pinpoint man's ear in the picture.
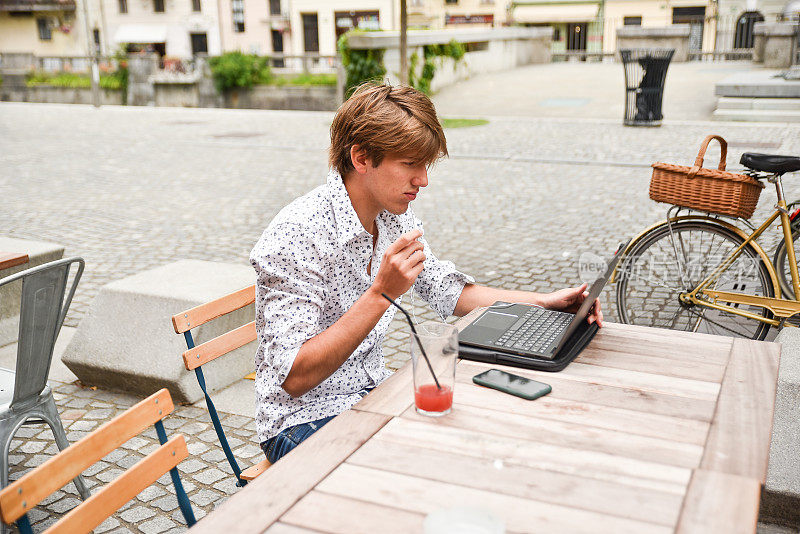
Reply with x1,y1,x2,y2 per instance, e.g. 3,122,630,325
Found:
350,145,370,174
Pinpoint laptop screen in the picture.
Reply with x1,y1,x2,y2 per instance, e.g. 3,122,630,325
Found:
550,245,625,354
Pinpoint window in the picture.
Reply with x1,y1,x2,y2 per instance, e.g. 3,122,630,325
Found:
118,0,127,13
190,32,208,54
301,12,318,51
36,17,51,40
192,0,201,11
269,0,280,15
232,0,244,31
93,28,101,52
734,11,764,48
445,0,458,4
623,16,642,25
154,0,164,12
553,27,560,41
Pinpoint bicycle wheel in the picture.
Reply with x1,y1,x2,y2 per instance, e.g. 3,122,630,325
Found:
773,230,800,299
616,220,774,340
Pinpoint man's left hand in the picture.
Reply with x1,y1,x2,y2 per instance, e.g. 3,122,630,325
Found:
541,283,603,327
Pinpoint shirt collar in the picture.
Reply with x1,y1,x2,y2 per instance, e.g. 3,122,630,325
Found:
327,169,372,245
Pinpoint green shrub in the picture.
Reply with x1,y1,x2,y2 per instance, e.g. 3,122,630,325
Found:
25,71,125,90
409,39,466,95
269,72,337,86
208,52,272,92
338,30,386,97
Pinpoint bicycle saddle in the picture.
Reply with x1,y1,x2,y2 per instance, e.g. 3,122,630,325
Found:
740,153,800,174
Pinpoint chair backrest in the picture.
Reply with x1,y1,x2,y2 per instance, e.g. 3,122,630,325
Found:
0,257,83,409
0,388,196,534
171,284,255,486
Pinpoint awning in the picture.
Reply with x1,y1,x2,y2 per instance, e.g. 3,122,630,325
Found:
513,3,599,23
113,24,168,43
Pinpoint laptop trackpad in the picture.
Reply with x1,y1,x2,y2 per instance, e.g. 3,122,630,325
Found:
461,311,519,343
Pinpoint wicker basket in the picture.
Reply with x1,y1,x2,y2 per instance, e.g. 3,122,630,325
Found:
650,134,765,219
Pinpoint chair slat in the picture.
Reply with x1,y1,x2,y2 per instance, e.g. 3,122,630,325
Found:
0,389,174,524
47,435,188,534
171,285,255,334
241,458,271,481
182,321,257,370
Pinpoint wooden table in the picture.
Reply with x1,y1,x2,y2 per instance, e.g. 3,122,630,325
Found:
0,252,28,271
193,312,780,534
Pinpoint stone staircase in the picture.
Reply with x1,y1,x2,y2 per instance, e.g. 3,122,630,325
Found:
713,68,800,122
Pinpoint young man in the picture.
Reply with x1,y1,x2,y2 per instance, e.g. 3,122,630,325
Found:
251,83,602,463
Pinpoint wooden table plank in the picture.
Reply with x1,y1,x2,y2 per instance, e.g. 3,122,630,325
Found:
376,417,692,494
190,410,390,534
518,361,720,401
675,469,761,534
457,361,718,423
576,345,728,383
281,491,425,534
264,524,324,534
589,323,733,366
352,359,413,416
316,463,673,534
700,338,780,482
347,437,685,527
401,401,704,468
457,364,711,444
0,252,28,271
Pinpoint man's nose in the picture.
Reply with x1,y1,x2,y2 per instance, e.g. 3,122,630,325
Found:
414,167,428,188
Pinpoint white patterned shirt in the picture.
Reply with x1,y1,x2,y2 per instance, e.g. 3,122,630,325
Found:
250,169,474,442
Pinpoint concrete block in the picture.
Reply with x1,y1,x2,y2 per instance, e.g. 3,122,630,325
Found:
759,327,800,528
0,237,65,347
61,260,256,404
616,25,690,62
716,97,755,110
754,22,800,69
715,71,800,99
712,109,800,122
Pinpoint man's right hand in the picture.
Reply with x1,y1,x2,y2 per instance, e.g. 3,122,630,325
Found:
372,229,426,300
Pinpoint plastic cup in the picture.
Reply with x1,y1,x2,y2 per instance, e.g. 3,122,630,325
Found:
410,322,457,417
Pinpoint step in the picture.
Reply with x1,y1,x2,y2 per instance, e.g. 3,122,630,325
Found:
712,108,800,122
717,97,800,111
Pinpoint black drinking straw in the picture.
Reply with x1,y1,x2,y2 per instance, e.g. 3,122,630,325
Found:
382,293,442,390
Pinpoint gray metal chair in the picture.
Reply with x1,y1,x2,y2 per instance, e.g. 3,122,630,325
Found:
0,257,90,501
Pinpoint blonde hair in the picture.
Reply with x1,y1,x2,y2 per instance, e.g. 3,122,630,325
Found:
329,82,448,174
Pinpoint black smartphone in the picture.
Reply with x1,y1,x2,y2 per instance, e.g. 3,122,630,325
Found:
472,369,552,400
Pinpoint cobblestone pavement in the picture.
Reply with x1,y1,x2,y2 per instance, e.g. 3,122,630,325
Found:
2,102,800,531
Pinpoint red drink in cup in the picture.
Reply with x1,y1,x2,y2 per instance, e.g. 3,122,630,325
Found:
410,322,457,417
415,384,454,414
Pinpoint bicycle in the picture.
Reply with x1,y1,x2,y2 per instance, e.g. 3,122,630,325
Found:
613,139,800,340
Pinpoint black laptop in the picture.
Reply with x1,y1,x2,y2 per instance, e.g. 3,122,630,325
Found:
458,242,626,372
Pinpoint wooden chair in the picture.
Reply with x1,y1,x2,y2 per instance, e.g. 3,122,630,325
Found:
171,285,270,487
0,389,196,533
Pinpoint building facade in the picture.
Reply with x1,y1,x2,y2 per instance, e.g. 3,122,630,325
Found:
510,0,717,55
406,0,510,29
0,0,90,55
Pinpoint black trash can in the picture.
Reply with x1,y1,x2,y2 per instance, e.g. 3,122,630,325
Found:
620,48,675,126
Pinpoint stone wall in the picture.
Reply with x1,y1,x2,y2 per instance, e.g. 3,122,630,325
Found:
224,85,338,111
0,85,124,105
753,22,800,69
616,25,691,62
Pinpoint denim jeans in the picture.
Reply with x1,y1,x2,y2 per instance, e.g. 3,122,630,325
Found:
260,387,375,464
260,414,336,464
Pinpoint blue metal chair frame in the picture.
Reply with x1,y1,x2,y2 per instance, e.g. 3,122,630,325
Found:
182,330,247,487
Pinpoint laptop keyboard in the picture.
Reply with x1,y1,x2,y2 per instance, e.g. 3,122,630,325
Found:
493,307,573,355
